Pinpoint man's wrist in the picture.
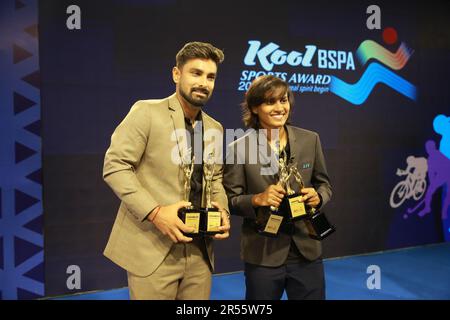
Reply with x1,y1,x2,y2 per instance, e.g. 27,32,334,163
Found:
316,193,323,209
251,194,260,207
148,205,161,222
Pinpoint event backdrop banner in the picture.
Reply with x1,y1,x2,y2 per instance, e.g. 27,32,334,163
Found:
4,0,450,297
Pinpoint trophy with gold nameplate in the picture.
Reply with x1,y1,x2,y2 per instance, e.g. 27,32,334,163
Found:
280,164,309,221
200,152,222,236
289,166,335,240
256,155,290,237
178,149,202,237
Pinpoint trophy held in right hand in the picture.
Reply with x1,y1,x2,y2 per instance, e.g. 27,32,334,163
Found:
256,157,290,237
178,151,202,237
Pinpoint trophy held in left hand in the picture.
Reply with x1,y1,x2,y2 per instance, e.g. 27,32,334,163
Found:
304,207,336,240
289,166,335,240
280,163,308,222
201,152,222,236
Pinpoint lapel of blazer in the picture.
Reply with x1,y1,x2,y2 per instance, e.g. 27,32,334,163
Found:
256,128,282,179
256,125,299,181
286,125,299,164
257,128,272,167
168,93,189,161
287,125,306,192
201,110,216,156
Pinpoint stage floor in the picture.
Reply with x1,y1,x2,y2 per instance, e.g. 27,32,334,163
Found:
52,242,450,300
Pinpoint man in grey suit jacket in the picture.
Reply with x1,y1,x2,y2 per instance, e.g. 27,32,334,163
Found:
224,75,332,300
103,42,230,300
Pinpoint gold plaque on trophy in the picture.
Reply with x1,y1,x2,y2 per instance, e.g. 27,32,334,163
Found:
184,211,201,234
206,209,221,233
287,195,307,219
202,152,223,236
263,214,284,235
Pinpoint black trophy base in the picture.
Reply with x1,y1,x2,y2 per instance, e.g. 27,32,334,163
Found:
305,211,335,240
282,193,308,222
201,207,222,236
178,206,202,237
257,229,279,238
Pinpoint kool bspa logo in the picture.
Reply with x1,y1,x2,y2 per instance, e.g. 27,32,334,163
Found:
240,41,355,95
238,38,417,105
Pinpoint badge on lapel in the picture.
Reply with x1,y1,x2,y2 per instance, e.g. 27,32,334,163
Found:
302,162,312,170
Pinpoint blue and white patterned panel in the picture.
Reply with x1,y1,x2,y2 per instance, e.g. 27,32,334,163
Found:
0,0,43,300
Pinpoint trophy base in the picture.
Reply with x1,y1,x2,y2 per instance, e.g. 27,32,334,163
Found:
256,211,284,237
201,207,222,236
257,230,278,237
178,206,202,237
283,193,308,221
304,211,335,240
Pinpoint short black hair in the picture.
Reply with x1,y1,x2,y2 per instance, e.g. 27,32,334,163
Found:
176,42,224,69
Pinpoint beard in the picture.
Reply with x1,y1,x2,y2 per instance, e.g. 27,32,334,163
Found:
180,87,211,108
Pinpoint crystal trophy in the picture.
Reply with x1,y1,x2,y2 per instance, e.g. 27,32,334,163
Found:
177,149,202,236
201,152,222,235
257,155,288,237
283,165,308,221
289,166,335,240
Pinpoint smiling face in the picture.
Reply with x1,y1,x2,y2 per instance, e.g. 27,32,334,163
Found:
173,58,217,108
252,87,290,130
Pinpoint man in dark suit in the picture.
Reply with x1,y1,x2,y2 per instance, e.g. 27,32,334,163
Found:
224,75,332,300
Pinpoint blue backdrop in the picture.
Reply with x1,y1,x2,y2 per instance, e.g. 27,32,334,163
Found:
1,0,449,298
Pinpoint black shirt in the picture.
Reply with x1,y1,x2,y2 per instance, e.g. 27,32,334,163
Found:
184,113,203,209
280,130,304,264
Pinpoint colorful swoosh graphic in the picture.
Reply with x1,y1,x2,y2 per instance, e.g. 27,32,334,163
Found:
357,40,413,70
330,62,417,105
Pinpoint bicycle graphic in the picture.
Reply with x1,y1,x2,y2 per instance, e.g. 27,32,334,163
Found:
389,168,427,208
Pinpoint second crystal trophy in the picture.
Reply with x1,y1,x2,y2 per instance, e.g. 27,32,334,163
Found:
281,163,308,221
288,166,335,240
201,152,222,236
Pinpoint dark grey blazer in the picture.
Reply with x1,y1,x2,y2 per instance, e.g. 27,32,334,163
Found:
223,125,332,267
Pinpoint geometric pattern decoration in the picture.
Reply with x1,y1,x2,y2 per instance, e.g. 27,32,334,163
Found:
23,120,41,137
0,0,44,299
14,92,36,115
13,44,33,64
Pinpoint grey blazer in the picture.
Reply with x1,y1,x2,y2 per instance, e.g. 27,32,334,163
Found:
223,125,332,267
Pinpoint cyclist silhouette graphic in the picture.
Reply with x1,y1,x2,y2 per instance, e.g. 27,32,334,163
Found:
406,140,450,219
390,155,428,208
